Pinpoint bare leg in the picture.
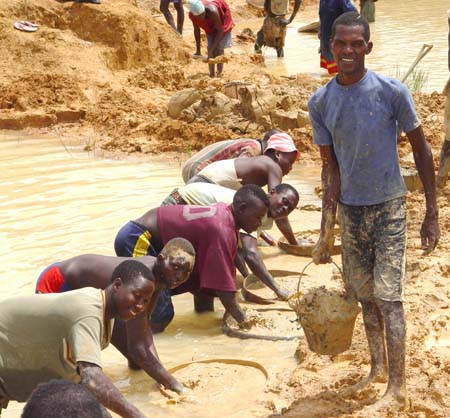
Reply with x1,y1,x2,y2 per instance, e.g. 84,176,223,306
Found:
193,290,214,312
437,139,450,189
160,0,177,32
174,1,184,34
216,48,224,77
340,300,387,396
208,63,215,78
366,299,407,410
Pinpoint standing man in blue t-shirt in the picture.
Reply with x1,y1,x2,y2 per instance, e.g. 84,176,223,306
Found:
308,12,440,412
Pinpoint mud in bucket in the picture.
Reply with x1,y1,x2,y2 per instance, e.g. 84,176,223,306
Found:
288,261,360,355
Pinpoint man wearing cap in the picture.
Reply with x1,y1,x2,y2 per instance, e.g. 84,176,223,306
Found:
187,138,299,246
182,130,296,183
188,0,234,77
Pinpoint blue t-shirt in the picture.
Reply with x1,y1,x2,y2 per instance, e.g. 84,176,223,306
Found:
308,70,420,206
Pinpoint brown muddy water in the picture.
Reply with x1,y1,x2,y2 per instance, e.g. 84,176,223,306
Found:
0,132,340,418
265,0,448,94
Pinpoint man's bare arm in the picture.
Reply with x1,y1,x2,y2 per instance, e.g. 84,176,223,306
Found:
407,125,440,253
312,145,340,264
78,362,147,418
240,233,289,300
193,24,201,55
125,312,186,393
217,290,246,323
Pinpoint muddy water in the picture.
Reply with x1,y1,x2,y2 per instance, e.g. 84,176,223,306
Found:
0,133,340,418
265,0,448,93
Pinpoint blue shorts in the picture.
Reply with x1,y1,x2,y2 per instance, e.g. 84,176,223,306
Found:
151,289,175,324
114,221,161,257
114,221,174,324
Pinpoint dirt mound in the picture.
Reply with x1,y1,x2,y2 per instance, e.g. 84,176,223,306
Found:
1,0,189,72
129,63,188,91
0,73,86,112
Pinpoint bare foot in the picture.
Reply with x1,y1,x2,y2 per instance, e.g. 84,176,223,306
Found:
338,372,387,397
363,391,408,413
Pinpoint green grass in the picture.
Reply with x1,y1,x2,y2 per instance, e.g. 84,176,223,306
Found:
391,65,429,92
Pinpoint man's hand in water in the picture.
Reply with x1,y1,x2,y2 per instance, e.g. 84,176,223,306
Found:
238,315,253,330
275,287,290,301
171,381,189,395
312,233,334,264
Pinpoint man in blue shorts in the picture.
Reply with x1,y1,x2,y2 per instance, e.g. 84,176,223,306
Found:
308,12,440,411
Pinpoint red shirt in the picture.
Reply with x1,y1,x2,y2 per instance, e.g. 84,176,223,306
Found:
189,0,234,34
157,203,238,293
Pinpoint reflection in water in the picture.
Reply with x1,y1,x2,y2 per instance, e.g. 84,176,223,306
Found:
0,133,329,418
265,0,448,93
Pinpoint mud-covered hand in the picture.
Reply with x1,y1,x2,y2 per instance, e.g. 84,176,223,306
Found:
420,212,440,254
238,315,253,330
171,381,189,395
311,233,334,264
275,287,290,301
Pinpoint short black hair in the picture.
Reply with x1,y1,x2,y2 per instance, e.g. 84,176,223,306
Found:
331,12,370,42
273,183,300,204
262,129,282,142
111,259,153,284
21,380,103,418
233,184,270,209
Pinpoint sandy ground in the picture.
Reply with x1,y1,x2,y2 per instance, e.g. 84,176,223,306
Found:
1,0,450,417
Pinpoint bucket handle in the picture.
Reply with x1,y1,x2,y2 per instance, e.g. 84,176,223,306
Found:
296,261,343,295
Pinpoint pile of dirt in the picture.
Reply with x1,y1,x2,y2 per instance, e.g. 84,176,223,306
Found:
0,73,86,112
0,0,190,130
398,91,446,166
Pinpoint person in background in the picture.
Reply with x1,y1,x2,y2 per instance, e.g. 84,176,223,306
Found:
359,0,376,23
254,0,302,57
437,10,450,189
182,130,288,183
160,0,184,34
319,0,357,75
188,0,233,77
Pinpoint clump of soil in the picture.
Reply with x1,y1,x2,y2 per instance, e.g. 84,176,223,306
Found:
128,63,189,91
226,307,300,337
0,73,86,112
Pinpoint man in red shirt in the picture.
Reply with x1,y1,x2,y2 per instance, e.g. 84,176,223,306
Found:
188,0,233,77
114,184,269,332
